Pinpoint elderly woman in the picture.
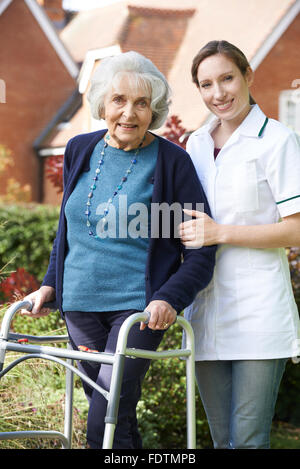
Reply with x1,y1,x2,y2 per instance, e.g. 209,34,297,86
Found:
22,51,216,449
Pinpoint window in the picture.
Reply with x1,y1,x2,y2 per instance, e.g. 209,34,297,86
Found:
279,87,300,133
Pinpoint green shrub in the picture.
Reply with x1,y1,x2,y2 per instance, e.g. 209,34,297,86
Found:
0,203,59,286
275,360,300,425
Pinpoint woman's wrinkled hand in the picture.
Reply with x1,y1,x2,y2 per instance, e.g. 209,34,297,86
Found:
141,300,177,331
20,286,55,318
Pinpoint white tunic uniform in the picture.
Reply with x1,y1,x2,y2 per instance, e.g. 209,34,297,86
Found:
184,104,300,360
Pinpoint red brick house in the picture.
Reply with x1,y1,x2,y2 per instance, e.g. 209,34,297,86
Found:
1,0,299,204
58,0,300,131
0,0,78,202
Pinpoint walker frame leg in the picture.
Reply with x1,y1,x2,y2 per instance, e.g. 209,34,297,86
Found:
63,343,74,449
102,353,126,449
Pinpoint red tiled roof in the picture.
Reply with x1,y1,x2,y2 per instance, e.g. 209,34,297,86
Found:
119,5,195,77
126,5,196,17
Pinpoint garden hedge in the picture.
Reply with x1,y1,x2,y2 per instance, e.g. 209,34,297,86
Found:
0,203,59,285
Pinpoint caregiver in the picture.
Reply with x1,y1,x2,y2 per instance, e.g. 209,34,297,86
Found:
179,40,300,449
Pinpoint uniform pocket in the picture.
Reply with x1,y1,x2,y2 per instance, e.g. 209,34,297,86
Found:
233,159,259,212
235,267,294,333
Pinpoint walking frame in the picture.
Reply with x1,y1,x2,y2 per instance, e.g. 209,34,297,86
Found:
0,300,196,449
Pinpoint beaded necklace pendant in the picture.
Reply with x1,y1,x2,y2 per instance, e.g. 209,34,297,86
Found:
85,134,144,239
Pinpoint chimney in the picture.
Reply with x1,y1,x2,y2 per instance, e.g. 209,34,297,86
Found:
37,0,65,23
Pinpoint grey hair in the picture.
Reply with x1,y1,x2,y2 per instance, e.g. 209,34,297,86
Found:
87,51,171,130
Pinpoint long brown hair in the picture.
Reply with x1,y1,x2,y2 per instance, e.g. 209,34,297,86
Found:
191,40,255,104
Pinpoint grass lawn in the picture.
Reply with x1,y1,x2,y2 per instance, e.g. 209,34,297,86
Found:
271,422,300,449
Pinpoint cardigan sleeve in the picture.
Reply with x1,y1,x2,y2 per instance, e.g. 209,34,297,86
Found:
149,153,216,312
41,139,73,290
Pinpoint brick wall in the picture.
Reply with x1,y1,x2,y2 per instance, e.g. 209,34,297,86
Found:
0,0,75,201
251,13,300,120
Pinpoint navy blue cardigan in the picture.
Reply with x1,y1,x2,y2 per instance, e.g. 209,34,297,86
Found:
42,130,216,315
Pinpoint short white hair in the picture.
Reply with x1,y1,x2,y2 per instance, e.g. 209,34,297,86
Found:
87,51,171,130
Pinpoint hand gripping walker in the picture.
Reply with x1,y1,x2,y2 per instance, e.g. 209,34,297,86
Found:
0,300,196,449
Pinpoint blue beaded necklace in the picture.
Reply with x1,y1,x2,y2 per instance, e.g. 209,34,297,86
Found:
85,134,145,239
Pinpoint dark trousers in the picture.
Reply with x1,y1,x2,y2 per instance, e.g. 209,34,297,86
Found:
64,310,164,449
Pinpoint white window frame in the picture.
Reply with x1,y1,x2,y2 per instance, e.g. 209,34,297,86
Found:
279,88,300,133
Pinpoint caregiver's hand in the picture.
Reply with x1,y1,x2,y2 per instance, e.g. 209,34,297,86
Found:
179,208,221,248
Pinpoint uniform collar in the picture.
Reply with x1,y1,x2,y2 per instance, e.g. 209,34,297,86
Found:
194,104,268,139
237,104,268,137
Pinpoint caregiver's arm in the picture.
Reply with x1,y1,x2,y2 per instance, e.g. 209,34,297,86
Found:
179,210,300,249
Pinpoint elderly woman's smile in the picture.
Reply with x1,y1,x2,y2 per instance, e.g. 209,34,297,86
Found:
103,74,153,151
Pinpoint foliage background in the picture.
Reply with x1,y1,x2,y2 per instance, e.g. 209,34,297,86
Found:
0,204,59,288
0,203,299,448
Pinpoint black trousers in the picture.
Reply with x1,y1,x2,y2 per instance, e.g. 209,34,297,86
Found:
65,310,164,449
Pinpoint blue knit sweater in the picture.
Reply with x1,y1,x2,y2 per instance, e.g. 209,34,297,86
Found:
62,138,158,312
